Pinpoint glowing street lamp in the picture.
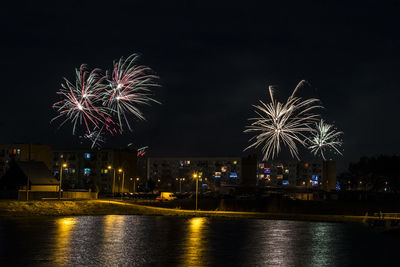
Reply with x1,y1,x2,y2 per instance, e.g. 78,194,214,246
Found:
59,162,68,200
193,172,200,211
133,177,139,193
118,168,125,199
107,165,117,198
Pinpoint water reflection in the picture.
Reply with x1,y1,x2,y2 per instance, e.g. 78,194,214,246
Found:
51,216,160,266
309,223,338,266
100,215,128,265
246,220,299,266
1,216,397,266
181,217,209,266
244,220,348,266
54,217,76,266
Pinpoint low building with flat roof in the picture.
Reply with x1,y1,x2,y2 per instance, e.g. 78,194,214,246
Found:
0,144,52,177
0,161,60,200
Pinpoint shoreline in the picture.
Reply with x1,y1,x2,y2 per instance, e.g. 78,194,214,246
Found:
0,199,373,224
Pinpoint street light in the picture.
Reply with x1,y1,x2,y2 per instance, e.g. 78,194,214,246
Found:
107,165,117,198
193,172,200,211
118,168,125,199
59,162,68,200
133,177,139,193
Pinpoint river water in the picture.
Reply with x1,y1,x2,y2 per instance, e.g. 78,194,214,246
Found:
0,215,397,266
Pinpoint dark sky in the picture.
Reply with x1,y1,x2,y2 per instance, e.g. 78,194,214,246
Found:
2,1,400,170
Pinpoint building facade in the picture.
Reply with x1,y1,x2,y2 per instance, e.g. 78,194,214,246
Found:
147,157,244,192
257,160,336,190
0,144,52,177
52,148,138,193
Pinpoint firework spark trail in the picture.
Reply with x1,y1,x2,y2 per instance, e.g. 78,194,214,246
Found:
307,119,343,160
52,65,111,135
104,54,160,131
52,54,160,148
244,80,322,160
80,127,106,149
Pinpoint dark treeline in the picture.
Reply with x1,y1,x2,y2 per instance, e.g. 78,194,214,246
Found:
339,155,400,192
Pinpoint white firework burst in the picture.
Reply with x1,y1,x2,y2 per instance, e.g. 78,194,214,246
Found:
52,64,110,135
244,80,322,160
307,119,343,160
103,54,160,131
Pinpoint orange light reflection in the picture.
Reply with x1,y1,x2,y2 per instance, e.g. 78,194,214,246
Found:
54,217,76,266
181,217,208,266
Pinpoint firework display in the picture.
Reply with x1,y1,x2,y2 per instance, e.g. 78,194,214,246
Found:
52,65,110,135
52,54,160,147
307,119,343,160
244,80,322,160
104,54,160,131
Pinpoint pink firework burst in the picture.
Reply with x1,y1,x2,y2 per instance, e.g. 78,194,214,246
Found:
52,64,112,135
103,54,160,131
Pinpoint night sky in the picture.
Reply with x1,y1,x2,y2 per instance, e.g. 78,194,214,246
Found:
2,1,400,171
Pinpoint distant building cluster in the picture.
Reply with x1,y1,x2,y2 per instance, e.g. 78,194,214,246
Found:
0,143,342,200
257,160,336,191
52,148,137,193
0,144,137,199
146,157,249,192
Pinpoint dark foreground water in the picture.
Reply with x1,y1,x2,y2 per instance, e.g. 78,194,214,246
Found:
0,215,398,266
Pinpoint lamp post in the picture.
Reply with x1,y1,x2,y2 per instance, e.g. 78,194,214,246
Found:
107,165,116,198
118,168,124,199
133,177,139,193
59,163,67,200
193,173,199,210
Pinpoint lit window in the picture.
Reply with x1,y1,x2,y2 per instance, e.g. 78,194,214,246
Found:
84,153,91,159
312,175,319,186
84,168,91,176
230,172,238,178
336,182,341,191
264,168,271,174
